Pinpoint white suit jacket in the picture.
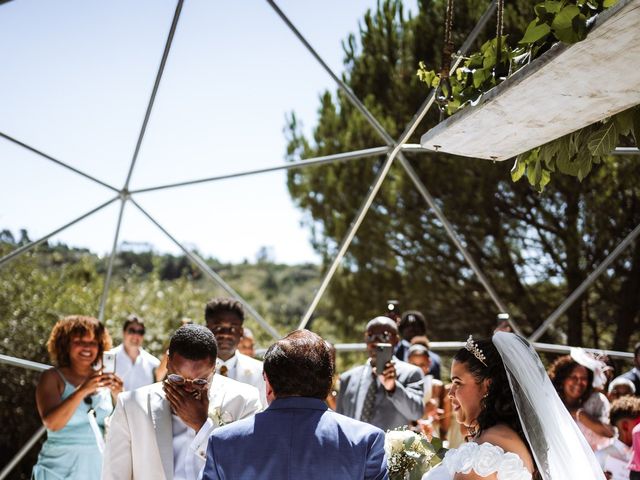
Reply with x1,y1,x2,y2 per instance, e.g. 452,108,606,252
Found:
102,375,261,480
217,352,267,407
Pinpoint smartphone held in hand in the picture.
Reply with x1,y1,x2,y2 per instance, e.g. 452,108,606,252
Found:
375,343,393,374
102,351,116,374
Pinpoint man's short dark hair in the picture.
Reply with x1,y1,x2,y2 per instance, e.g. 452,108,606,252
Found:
123,314,145,331
169,324,218,363
263,330,333,399
610,395,640,425
398,310,427,336
634,342,640,357
205,298,245,323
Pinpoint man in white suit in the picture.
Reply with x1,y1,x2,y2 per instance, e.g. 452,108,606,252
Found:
102,324,261,480
205,298,267,406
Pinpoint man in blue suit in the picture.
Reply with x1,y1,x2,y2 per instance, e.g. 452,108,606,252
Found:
202,329,388,480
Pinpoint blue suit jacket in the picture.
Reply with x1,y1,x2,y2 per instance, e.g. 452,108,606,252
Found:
203,397,388,480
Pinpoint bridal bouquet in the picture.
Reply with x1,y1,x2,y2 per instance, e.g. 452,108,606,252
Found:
385,428,447,480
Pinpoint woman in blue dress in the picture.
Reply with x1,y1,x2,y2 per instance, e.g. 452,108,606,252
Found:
32,315,123,479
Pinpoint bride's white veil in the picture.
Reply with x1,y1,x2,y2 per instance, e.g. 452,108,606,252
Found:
492,332,606,480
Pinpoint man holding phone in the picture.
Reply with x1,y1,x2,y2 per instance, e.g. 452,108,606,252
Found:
336,316,424,431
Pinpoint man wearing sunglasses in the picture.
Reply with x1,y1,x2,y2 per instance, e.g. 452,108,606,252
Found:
110,314,160,391
103,324,261,480
205,298,267,407
336,316,424,431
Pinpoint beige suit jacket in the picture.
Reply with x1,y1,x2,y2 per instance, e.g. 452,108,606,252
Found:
102,375,261,480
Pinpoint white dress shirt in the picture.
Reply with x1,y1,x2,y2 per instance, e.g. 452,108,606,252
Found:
112,344,161,391
216,354,240,378
216,352,267,407
595,436,632,480
172,414,216,480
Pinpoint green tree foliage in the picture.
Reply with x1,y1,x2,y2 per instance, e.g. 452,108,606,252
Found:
285,0,640,352
0,238,321,478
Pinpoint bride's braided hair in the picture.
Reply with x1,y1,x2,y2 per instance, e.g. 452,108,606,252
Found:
455,338,543,480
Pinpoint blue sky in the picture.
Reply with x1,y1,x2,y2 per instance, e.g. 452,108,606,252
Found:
0,0,417,264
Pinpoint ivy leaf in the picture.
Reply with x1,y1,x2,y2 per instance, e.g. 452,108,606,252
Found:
577,145,593,171
569,129,583,155
526,157,543,188
603,0,619,6
577,157,593,181
543,1,563,14
525,152,539,186
587,121,618,155
614,109,634,137
556,150,580,176
551,5,580,31
538,141,559,171
511,155,527,182
539,168,552,190
472,68,490,88
520,20,551,44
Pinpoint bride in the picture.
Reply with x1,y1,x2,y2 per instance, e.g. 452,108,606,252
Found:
423,332,606,480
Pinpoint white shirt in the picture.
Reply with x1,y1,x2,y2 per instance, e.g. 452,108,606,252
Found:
171,414,215,480
216,351,267,407
595,436,632,480
112,344,161,391
216,354,240,378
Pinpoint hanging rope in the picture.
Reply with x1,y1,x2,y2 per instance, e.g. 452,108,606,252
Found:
495,0,505,78
437,0,455,120
441,0,455,79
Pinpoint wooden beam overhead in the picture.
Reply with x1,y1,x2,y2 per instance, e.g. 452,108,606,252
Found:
420,0,640,161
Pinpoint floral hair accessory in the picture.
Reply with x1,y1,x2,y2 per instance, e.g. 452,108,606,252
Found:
465,335,487,367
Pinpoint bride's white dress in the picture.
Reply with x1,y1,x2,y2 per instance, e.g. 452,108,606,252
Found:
422,442,531,480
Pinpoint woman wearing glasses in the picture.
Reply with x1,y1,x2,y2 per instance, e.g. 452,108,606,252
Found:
32,315,122,480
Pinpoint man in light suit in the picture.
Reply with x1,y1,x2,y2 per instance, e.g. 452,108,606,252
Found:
102,324,261,480
337,316,424,431
205,297,267,406
203,329,388,480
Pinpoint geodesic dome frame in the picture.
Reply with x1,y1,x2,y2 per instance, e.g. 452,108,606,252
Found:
1,0,639,476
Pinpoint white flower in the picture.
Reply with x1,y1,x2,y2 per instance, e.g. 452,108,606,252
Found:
385,429,419,456
220,411,234,425
498,452,532,480
473,443,503,476
456,442,479,474
208,407,233,427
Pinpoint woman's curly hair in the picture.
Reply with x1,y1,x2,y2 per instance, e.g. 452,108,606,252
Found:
47,315,112,367
547,355,593,406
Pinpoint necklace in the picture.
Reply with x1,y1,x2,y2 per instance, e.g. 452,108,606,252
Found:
466,422,479,440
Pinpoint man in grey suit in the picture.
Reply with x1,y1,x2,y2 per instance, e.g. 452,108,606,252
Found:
337,316,424,431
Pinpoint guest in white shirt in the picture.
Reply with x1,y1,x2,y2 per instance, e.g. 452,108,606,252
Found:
596,396,640,480
103,324,261,480
205,298,267,406
111,315,160,391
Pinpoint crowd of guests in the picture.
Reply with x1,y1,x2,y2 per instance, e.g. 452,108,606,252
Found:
30,299,640,480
